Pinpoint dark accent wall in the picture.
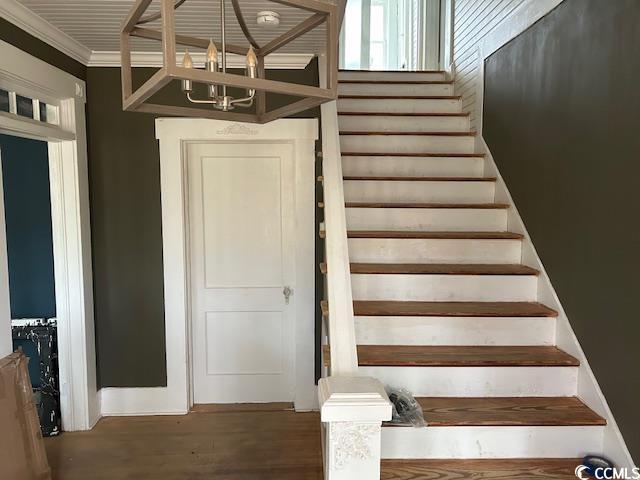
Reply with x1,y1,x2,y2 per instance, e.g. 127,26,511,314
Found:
0,134,56,319
483,0,640,461
87,62,321,388
0,18,86,81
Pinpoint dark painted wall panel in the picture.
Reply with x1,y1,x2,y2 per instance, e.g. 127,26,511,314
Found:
87,63,320,388
0,134,56,319
483,0,640,460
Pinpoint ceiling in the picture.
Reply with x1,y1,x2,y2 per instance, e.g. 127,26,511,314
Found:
17,0,330,54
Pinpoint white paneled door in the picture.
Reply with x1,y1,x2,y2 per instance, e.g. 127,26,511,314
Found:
187,142,296,404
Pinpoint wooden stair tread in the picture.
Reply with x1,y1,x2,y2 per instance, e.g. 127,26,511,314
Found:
339,80,453,84
343,176,494,181
380,459,584,479
345,202,508,209
339,112,470,116
347,263,539,276
341,152,485,157
390,397,606,427
339,69,445,73
344,231,524,239
352,345,580,367
339,131,477,136
348,300,558,317
339,95,462,100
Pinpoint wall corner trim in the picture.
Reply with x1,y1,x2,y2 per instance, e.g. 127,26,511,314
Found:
0,0,92,65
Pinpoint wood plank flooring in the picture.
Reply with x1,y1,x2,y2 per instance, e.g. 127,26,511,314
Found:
44,409,322,480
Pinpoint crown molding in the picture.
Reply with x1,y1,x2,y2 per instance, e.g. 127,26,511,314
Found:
0,0,92,65
88,51,315,69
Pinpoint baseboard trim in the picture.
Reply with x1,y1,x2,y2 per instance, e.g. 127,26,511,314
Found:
99,387,188,417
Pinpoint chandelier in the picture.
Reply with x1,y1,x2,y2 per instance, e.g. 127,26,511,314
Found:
120,0,339,123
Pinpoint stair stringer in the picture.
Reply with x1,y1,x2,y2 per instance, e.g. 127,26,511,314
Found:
479,136,635,469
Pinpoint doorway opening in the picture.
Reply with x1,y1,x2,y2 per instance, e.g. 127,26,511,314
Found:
340,0,442,70
0,134,60,436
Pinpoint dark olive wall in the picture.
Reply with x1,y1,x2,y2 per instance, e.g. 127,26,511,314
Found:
87,63,320,387
0,18,86,80
483,0,640,461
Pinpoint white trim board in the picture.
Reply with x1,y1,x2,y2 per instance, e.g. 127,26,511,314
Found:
100,118,319,416
0,39,98,432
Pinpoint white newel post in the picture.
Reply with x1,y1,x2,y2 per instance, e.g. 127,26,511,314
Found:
319,376,392,480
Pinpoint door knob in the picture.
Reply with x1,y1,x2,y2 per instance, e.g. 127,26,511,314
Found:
283,286,293,304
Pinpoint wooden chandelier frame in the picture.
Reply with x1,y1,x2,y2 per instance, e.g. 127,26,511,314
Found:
120,0,338,123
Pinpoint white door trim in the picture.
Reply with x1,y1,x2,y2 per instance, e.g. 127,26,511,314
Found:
0,39,98,431
120,118,318,415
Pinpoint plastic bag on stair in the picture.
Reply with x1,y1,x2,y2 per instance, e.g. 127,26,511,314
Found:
385,386,427,427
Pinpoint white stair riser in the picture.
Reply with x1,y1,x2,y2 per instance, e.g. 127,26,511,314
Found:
343,180,495,203
359,366,578,397
338,83,454,96
355,316,556,346
339,71,447,81
348,238,522,264
346,208,508,232
338,98,462,114
339,115,470,132
342,156,484,177
340,135,475,154
351,274,538,302
381,426,604,459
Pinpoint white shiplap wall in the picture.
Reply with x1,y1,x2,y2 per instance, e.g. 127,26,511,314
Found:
452,0,526,128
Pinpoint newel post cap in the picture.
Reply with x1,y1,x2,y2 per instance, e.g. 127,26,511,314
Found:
318,376,392,423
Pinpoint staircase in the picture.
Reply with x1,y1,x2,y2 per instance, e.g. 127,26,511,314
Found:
323,69,607,478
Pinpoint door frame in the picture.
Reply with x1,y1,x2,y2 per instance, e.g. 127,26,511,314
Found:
0,39,98,431
149,118,318,413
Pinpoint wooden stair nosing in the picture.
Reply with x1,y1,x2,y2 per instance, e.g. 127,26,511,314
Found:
338,111,470,117
322,345,580,367
320,300,558,318
320,230,523,240
345,202,509,209
380,458,586,479
339,131,477,136
342,176,495,181
341,152,486,157
320,263,540,276
339,95,462,100
339,80,453,85
339,69,445,73
387,397,606,427
352,300,557,318
344,231,524,240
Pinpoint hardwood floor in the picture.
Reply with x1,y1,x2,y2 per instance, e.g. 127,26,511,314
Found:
44,409,323,480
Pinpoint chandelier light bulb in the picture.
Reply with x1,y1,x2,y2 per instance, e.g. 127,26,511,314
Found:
182,50,194,69
206,39,218,64
246,46,258,68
